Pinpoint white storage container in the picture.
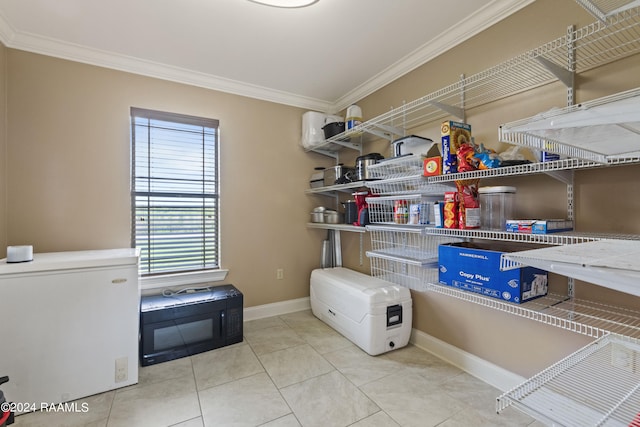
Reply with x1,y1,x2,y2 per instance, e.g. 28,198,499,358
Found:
391,135,436,157
310,267,412,355
301,111,342,149
479,186,516,230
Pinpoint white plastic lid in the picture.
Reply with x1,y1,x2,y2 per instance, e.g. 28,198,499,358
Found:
478,186,516,194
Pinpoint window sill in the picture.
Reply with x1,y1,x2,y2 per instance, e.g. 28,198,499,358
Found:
140,269,229,291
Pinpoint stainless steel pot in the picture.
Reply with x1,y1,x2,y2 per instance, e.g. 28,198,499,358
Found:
311,206,326,223
324,210,342,224
355,153,384,181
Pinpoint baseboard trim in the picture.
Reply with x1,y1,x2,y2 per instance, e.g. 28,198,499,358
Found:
243,297,311,322
410,328,525,392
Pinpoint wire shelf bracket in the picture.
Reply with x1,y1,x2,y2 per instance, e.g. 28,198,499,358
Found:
536,55,574,88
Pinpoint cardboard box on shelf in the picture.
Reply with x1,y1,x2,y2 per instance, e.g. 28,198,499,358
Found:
441,121,472,174
540,151,560,162
505,219,573,234
443,192,458,229
423,156,442,176
433,201,444,228
438,242,548,304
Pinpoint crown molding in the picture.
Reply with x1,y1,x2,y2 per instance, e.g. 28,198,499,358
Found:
0,0,533,114
333,0,536,112
0,20,332,112
0,10,15,45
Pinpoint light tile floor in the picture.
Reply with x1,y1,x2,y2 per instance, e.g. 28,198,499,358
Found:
13,310,542,427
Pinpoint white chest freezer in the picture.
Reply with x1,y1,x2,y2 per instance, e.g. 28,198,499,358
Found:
0,248,140,412
310,267,412,356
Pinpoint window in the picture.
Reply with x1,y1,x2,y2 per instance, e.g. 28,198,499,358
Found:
131,107,219,276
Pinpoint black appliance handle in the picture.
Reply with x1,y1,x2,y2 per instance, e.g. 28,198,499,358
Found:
0,376,8,386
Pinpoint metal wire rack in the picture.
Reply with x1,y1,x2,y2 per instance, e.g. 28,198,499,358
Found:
366,154,425,179
497,333,640,426
317,6,640,146
306,223,367,233
367,251,438,292
366,175,454,196
574,6,640,71
425,284,640,339
305,180,368,195
368,225,462,263
428,158,602,184
424,227,640,245
537,297,640,338
576,0,640,21
350,6,640,426
370,258,640,338
366,195,437,224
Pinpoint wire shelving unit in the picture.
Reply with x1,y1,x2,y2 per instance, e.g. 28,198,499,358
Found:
306,5,640,156
306,3,640,425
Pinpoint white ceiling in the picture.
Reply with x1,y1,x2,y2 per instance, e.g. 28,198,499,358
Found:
0,0,534,112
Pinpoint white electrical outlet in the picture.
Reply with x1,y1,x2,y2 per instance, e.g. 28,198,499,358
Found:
276,268,284,280
115,357,128,382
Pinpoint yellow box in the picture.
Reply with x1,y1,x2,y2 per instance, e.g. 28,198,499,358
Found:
441,121,472,174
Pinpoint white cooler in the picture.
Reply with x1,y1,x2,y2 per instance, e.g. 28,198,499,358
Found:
310,267,412,356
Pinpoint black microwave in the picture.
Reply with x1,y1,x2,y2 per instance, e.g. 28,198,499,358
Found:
139,284,243,366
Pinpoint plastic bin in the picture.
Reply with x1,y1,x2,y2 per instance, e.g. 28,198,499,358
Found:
479,186,516,230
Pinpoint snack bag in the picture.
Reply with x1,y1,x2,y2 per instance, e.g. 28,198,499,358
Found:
456,179,480,229
456,142,478,172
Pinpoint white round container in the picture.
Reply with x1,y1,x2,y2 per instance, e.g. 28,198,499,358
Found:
345,104,362,134
479,186,516,230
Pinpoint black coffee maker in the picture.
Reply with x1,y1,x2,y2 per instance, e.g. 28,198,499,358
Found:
0,376,14,426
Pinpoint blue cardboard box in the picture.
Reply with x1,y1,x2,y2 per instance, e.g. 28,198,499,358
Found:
505,219,573,234
441,121,472,174
438,242,548,304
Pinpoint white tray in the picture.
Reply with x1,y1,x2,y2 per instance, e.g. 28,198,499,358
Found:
500,87,640,163
502,240,640,297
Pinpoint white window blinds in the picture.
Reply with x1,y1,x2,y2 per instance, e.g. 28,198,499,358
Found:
131,107,220,275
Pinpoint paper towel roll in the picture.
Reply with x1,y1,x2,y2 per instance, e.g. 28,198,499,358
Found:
7,245,33,263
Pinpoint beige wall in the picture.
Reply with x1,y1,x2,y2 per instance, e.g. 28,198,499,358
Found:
0,42,6,254
3,49,336,307
338,0,640,377
2,0,640,379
